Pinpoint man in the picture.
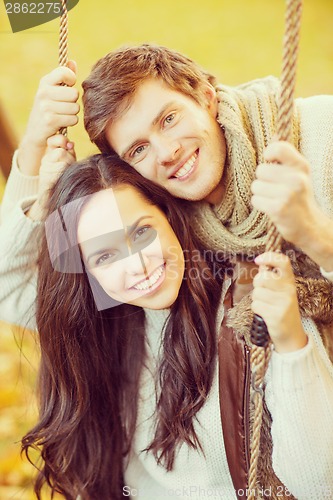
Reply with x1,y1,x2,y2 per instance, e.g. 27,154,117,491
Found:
1,44,332,324
0,44,333,498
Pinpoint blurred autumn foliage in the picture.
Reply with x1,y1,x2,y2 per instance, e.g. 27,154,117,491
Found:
0,323,39,499
0,323,64,499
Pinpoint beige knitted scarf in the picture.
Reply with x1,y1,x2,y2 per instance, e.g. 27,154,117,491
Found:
188,76,333,327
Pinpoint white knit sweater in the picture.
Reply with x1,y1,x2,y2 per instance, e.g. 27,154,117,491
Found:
121,303,333,500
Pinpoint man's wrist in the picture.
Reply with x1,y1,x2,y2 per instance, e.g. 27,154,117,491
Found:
17,136,45,176
298,213,333,273
273,329,308,354
26,199,45,221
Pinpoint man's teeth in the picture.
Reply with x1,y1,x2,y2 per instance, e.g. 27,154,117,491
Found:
133,265,164,291
174,152,197,178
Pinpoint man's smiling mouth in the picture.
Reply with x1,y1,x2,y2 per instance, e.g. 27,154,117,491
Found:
170,150,199,179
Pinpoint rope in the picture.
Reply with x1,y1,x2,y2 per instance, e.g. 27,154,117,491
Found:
59,0,68,136
248,1,302,498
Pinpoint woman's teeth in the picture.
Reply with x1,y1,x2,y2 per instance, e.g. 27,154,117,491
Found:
133,265,164,291
174,152,197,178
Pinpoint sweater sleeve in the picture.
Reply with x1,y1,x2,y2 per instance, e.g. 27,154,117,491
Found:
0,150,39,224
264,317,333,499
0,198,40,330
321,267,333,282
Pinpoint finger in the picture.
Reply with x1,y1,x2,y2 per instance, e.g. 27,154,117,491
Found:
43,147,72,164
41,113,79,134
255,252,292,273
251,194,281,215
61,141,76,160
254,254,297,293
43,101,80,116
252,286,277,303
40,66,77,87
263,141,310,174
40,152,76,177
66,60,77,75
41,85,79,103
68,144,76,160
251,179,288,197
46,135,74,150
255,162,309,184
47,135,68,150
251,299,276,320
253,268,284,291
253,273,296,296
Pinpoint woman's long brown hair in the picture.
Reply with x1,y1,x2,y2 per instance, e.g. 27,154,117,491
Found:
21,154,225,499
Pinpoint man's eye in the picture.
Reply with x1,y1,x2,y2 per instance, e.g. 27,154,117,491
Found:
95,252,115,266
164,113,175,125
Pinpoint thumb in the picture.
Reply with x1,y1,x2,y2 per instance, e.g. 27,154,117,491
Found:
67,60,77,75
67,141,77,160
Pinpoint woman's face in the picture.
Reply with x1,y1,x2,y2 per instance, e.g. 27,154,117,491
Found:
77,185,185,309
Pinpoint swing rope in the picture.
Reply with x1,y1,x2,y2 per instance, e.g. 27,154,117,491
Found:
59,0,68,136
248,1,303,497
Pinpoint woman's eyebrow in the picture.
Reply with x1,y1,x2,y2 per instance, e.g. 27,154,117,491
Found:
127,215,153,236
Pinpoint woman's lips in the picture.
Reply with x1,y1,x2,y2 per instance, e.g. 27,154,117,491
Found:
130,263,166,293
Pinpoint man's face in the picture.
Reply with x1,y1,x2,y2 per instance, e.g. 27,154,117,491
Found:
106,79,227,204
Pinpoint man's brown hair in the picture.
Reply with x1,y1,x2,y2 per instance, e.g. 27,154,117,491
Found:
82,44,217,153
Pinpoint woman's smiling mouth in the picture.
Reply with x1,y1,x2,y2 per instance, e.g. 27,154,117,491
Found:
131,263,166,293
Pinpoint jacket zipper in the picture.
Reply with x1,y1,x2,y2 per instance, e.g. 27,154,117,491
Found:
244,342,251,474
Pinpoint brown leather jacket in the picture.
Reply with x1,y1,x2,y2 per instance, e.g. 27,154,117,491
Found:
217,262,297,500
218,285,250,499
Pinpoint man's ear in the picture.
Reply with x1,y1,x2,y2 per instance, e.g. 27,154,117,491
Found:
201,83,218,117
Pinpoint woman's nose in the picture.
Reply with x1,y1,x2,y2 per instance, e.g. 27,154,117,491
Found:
124,251,149,276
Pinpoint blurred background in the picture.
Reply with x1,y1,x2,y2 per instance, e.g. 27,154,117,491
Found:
0,0,332,497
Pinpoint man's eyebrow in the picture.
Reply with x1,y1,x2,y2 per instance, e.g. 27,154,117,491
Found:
86,216,153,264
120,102,176,158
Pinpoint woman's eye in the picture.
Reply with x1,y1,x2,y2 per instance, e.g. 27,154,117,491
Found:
133,225,151,241
164,113,175,125
96,252,115,266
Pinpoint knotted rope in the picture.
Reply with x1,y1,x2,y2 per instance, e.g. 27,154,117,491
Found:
59,0,68,136
248,1,303,498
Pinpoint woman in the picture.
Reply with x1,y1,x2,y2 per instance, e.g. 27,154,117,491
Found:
22,153,226,499
22,152,333,500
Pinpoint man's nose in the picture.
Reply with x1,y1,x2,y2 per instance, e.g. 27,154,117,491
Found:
154,137,181,166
